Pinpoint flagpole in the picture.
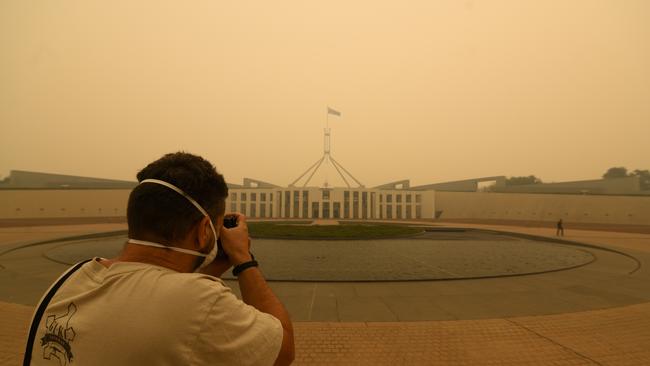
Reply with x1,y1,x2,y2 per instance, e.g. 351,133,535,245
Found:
289,106,364,187
324,108,331,186
326,107,329,129
324,107,330,156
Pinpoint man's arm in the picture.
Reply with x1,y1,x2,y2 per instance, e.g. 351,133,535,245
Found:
237,266,294,366
220,214,295,365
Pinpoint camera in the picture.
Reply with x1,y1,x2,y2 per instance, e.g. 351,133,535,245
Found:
217,215,238,259
223,215,238,229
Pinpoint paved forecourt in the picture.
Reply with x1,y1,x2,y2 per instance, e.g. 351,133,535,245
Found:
2,223,648,321
1,222,650,365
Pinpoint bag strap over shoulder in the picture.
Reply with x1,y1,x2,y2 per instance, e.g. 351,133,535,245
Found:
23,259,92,366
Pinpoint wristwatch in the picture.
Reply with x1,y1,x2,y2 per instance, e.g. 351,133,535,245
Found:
232,253,258,277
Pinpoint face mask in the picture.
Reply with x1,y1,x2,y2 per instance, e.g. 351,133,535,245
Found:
127,178,218,272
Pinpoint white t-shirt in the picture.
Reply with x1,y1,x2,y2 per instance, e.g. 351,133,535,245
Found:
30,258,283,366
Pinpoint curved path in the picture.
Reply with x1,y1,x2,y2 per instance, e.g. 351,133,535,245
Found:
2,222,650,365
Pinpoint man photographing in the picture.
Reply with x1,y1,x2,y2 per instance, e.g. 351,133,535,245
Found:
26,152,295,365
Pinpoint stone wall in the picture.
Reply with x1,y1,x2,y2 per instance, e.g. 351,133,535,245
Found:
435,191,650,226
0,189,131,219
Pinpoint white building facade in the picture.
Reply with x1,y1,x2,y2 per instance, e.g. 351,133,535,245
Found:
225,187,436,220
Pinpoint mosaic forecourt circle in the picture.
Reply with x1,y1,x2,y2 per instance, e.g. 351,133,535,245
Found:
43,229,595,281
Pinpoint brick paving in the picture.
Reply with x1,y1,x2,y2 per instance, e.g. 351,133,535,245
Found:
0,302,31,366
5,301,649,365
512,303,650,366
294,320,593,365
2,222,650,365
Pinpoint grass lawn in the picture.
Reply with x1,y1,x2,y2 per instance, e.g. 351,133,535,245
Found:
247,221,424,239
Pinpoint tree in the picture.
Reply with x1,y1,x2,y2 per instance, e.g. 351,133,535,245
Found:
631,169,650,190
602,167,650,190
603,167,628,179
506,175,542,186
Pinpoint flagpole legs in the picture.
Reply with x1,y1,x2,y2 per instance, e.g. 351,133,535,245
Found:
289,156,325,187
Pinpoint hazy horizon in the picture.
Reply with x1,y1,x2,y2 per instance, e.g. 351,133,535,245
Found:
2,1,649,187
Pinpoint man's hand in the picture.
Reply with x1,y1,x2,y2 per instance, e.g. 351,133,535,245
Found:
219,213,253,266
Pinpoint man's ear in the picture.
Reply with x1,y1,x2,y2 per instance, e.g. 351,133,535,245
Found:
196,216,213,250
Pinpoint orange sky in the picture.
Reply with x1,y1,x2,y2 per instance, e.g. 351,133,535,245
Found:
1,1,649,187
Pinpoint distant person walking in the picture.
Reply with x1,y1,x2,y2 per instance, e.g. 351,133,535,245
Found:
556,219,564,237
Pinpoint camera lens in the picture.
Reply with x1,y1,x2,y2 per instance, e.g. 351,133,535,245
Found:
223,215,238,229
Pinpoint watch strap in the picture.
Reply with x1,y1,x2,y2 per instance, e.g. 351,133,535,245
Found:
232,260,259,276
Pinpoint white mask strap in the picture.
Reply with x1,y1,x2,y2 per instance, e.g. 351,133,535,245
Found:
127,239,207,257
139,179,210,217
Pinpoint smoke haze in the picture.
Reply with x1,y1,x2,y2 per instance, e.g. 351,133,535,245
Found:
1,1,649,186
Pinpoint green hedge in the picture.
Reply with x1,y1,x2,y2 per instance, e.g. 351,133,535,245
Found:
247,222,423,239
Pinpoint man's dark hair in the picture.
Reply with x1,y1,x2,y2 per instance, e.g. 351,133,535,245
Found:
127,152,228,244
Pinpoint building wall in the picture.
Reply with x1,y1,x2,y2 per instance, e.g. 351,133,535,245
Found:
376,190,435,220
225,189,277,218
495,176,641,195
5,189,646,226
435,191,650,225
412,176,506,192
0,189,131,219
0,170,136,189
226,188,436,220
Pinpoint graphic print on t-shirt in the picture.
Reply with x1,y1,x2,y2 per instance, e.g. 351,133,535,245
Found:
40,302,77,365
